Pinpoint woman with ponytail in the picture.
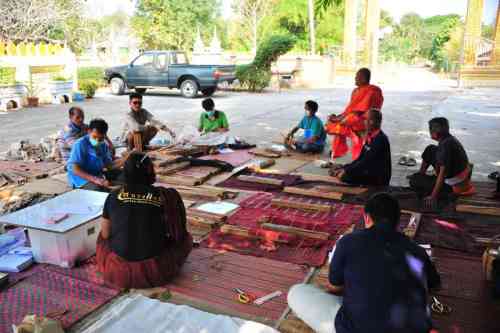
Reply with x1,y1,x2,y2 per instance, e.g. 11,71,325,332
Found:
96,152,192,289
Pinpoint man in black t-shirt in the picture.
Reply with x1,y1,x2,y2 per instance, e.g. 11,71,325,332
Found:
409,117,475,209
287,193,440,333
331,109,392,186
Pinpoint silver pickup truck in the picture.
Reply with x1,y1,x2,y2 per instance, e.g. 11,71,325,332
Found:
104,51,236,98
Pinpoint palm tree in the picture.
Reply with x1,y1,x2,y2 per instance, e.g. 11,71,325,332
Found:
315,0,343,13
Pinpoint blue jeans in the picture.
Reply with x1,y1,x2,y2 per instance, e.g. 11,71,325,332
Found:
295,141,324,154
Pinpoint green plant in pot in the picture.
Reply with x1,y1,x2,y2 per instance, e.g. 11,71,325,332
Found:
26,78,41,107
79,80,98,98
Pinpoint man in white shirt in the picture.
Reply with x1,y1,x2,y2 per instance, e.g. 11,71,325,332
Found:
123,93,175,150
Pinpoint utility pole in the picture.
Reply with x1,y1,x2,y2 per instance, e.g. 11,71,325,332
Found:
307,0,316,55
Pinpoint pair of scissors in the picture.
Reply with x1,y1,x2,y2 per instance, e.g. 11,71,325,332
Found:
431,296,452,315
233,288,256,304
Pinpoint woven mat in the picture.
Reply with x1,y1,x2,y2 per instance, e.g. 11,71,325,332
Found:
415,216,479,253
0,265,120,333
202,192,363,266
166,248,309,325
218,172,302,192
200,149,254,167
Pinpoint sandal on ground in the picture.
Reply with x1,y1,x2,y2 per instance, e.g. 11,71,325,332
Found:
488,171,500,180
398,156,408,166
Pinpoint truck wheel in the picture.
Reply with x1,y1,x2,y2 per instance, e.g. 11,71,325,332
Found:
110,77,125,95
202,87,216,97
180,79,199,98
135,88,147,94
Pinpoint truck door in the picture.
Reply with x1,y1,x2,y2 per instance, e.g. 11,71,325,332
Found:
150,53,169,87
126,53,156,86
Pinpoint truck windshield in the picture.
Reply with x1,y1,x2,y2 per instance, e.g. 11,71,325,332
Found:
171,53,188,65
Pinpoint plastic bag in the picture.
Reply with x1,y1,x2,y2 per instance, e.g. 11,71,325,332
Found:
176,125,200,145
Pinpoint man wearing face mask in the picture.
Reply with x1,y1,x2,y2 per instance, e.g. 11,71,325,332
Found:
56,107,115,163
123,93,175,150
330,109,391,186
409,117,475,209
198,98,229,134
67,118,125,191
286,100,326,153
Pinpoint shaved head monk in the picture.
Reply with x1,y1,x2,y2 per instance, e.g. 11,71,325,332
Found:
325,68,384,161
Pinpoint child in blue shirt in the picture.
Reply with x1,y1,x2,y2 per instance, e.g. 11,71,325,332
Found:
286,100,326,153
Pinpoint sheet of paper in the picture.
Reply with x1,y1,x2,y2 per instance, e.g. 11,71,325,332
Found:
196,202,239,215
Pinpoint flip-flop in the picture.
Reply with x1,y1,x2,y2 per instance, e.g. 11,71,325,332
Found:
406,158,417,167
488,171,500,180
398,156,408,166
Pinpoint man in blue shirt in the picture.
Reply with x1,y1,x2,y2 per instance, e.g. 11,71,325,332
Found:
67,119,123,191
287,193,441,333
286,100,326,153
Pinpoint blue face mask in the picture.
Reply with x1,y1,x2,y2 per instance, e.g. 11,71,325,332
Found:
206,111,215,118
89,137,103,147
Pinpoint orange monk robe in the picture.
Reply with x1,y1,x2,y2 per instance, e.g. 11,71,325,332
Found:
325,84,384,160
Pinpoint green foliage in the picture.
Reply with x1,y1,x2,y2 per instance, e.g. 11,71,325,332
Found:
380,13,463,67
257,0,343,54
132,0,221,51
79,80,98,98
52,75,70,82
236,34,295,92
78,67,105,86
0,67,16,86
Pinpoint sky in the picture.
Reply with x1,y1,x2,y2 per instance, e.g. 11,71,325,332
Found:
90,0,498,25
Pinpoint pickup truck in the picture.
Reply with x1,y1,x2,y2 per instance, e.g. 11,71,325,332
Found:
104,51,236,98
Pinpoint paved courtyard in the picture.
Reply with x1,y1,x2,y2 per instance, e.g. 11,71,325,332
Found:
1,77,499,181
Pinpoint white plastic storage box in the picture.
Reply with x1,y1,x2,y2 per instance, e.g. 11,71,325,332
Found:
0,190,108,268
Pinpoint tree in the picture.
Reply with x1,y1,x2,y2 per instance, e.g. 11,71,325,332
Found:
0,0,84,42
131,0,221,51
232,0,276,53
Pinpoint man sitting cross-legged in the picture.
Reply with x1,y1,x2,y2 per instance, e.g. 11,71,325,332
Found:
123,93,176,150
409,117,475,209
288,193,441,333
330,109,391,186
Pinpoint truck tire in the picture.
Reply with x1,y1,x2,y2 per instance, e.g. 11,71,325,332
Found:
201,87,216,97
110,77,125,95
135,88,147,94
180,79,199,98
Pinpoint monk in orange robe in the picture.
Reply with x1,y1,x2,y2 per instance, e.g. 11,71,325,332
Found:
325,68,384,160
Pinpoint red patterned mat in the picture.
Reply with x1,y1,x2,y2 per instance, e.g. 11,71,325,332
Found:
200,149,254,167
0,263,119,333
202,192,363,266
167,247,309,323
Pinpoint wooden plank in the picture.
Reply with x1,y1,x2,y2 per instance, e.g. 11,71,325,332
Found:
187,208,227,223
220,224,291,244
237,175,284,187
270,198,332,213
157,175,202,186
133,132,142,152
249,148,281,158
292,173,369,195
283,186,343,201
456,205,500,217
187,216,219,227
156,161,191,175
312,184,368,195
261,223,330,240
